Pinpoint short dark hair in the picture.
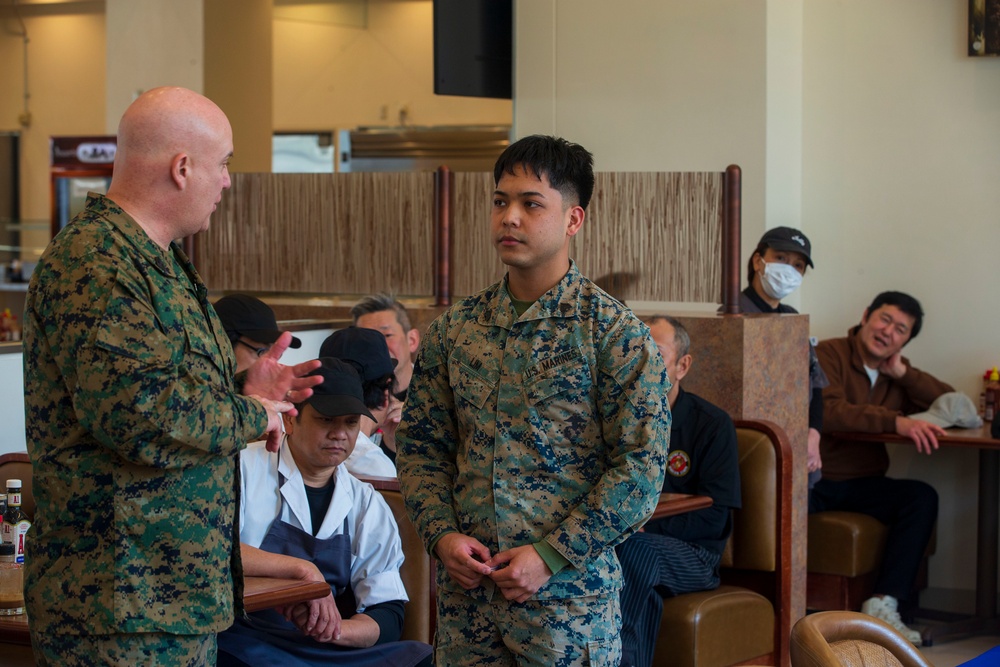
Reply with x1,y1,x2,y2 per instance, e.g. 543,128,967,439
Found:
361,373,394,411
865,291,924,340
493,135,595,211
336,356,393,411
648,314,691,358
747,240,768,284
351,293,413,331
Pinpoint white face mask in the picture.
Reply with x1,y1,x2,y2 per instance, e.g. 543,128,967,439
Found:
759,261,802,301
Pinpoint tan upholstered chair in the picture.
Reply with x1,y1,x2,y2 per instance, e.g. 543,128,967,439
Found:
807,512,887,610
0,453,33,520
790,611,933,667
357,475,436,645
653,419,793,667
807,513,935,612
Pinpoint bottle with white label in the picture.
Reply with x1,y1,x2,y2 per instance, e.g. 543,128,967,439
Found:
1,480,30,564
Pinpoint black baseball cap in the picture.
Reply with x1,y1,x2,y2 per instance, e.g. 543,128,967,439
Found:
319,327,397,382
303,358,375,420
214,294,302,348
759,226,814,268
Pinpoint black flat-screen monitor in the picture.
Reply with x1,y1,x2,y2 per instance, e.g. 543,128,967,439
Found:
433,0,512,100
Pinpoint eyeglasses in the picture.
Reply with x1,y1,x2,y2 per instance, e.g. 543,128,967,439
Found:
237,339,271,358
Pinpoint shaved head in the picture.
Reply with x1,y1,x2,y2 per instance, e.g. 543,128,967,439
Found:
116,88,226,167
107,87,233,248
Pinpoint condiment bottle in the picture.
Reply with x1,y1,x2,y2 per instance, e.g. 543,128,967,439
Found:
988,369,1000,422
1,480,30,564
0,543,23,615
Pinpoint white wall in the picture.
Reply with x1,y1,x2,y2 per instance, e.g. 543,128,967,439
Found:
514,0,769,283
765,0,804,296
801,0,1000,599
280,328,336,365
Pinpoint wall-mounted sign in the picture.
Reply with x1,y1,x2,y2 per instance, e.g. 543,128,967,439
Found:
51,136,118,169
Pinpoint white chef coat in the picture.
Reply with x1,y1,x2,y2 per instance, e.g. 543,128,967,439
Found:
239,442,409,610
344,429,396,478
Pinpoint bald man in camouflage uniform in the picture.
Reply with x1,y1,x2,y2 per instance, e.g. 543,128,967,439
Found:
22,87,320,667
397,135,670,667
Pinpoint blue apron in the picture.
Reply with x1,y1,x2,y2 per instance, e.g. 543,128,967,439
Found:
217,473,433,667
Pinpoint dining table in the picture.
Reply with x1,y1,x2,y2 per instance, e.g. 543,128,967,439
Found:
831,422,1000,642
0,575,332,648
650,492,714,520
0,497,711,654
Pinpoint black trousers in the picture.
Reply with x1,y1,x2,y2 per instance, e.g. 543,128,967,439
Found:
810,475,938,606
615,533,721,667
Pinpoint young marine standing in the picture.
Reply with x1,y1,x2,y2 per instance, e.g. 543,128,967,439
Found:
397,135,670,666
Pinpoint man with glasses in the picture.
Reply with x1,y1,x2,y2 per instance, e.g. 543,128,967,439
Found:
215,294,302,374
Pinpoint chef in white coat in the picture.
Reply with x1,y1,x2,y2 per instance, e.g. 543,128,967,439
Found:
217,357,432,667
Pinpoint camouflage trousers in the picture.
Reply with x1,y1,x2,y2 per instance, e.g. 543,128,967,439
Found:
435,587,621,667
30,630,216,666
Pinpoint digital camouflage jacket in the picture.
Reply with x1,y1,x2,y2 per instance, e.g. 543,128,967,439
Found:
22,194,268,635
397,262,670,600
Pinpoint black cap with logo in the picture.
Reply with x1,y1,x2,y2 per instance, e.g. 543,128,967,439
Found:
759,226,814,268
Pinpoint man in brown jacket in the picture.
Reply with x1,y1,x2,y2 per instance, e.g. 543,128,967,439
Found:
815,291,953,644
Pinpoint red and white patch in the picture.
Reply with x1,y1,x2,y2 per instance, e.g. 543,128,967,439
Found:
667,451,691,477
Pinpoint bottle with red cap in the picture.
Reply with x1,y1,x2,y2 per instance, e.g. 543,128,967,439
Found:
986,368,1000,422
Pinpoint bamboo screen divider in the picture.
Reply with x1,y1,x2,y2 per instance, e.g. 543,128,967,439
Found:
450,171,724,303
196,172,436,295
195,167,737,307
584,172,723,303
450,172,506,296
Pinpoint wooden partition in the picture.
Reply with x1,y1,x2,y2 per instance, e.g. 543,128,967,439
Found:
449,171,727,303
196,172,436,296
195,166,742,309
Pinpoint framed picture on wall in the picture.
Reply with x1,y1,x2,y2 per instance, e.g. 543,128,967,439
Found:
970,0,1000,55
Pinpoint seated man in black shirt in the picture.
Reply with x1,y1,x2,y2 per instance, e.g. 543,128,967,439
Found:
616,315,742,667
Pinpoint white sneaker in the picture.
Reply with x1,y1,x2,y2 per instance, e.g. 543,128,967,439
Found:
861,595,922,645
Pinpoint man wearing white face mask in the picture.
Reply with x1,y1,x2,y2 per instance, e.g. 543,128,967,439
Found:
740,226,828,485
